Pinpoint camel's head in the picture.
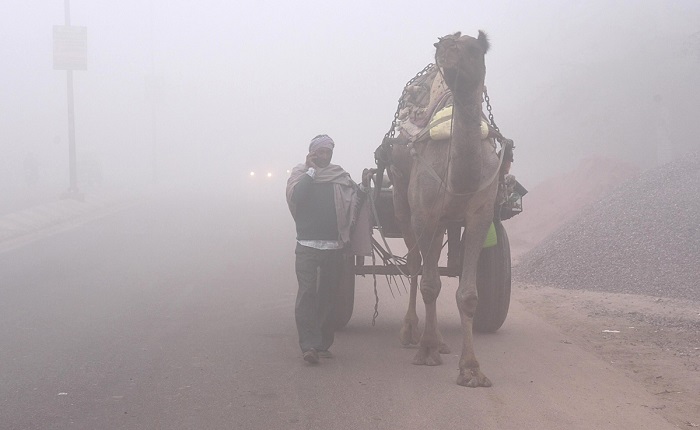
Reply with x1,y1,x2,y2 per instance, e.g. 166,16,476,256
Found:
434,31,489,92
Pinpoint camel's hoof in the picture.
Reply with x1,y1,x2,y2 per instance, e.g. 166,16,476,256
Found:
438,342,451,354
411,328,421,345
399,327,413,346
412,347,442,366
399,320,420,346
456,368,492,388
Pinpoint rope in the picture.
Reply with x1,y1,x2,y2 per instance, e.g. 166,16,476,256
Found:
367,179,409,277
371,244,379,326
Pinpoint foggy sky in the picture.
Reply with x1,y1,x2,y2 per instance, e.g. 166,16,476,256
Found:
1,0,699,194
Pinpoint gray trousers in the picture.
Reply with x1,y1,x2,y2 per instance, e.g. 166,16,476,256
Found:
294,243,343,353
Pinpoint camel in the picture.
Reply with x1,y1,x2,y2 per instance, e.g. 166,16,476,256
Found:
380,31,500,387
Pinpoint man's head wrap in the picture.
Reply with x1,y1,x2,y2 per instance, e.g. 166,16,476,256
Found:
309,134,335,152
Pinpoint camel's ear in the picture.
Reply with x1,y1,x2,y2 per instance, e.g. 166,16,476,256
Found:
477,30,490,53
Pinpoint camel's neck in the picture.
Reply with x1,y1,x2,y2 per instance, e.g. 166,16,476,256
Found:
447,83,485,192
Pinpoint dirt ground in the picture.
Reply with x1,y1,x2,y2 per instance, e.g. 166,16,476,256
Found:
506,156,700,427
514,283,700,429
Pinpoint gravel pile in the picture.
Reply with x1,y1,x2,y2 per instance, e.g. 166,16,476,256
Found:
515,152,700,302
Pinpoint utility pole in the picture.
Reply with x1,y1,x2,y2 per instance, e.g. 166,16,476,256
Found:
54,0,85,200
149,0,158,185
65,0,79,197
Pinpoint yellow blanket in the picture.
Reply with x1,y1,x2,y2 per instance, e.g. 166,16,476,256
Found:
429,106,490,141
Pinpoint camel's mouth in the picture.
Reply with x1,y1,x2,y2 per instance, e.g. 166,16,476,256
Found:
435,44,462,82
435,40,460,68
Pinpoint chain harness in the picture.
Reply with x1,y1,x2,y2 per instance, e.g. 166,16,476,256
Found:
383,63,436,141
484,87,500,135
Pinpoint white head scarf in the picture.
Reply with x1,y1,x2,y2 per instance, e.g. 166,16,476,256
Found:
309,134,335,152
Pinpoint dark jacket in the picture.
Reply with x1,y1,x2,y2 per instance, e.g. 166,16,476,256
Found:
290,174,339,241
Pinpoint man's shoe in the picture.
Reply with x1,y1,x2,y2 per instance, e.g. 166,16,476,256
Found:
317,350,334,359
303,349,319,364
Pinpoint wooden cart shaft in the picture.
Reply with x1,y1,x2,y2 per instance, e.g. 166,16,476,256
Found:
354,264,462,277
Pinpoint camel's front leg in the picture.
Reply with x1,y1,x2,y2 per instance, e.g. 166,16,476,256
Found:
455,214,493,387
413,224,445,366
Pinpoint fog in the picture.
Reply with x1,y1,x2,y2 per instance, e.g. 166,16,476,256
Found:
2,2,700,424
1,0,699,199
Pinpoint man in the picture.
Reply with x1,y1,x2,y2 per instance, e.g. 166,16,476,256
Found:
286,134,360,364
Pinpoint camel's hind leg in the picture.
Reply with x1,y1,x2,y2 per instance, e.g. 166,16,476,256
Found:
412,222,446,366
389,162,422,347
399,235,421,346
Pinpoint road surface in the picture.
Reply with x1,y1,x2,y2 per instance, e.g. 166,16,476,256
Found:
0,190,689,429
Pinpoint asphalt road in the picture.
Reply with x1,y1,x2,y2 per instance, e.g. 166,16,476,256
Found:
0,190,680,429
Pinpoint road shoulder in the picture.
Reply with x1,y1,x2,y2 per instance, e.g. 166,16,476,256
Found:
515,283,700,429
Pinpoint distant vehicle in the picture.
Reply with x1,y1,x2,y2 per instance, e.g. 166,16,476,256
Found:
239,167,291,200
246,168,291,182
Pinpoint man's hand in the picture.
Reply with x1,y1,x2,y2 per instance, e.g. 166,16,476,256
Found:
305,151,318,169
362,168,377,187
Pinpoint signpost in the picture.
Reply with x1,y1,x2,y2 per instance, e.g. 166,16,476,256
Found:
53,25,87,71
53,0,86,200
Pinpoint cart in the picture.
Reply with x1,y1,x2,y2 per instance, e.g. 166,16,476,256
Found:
333,183,521,333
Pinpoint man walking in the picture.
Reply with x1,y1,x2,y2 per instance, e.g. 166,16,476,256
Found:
286,134,360,364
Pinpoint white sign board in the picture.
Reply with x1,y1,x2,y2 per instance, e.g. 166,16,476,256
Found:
53,25,87,70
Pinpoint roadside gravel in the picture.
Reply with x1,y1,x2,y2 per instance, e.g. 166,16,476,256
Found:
515,151,700,302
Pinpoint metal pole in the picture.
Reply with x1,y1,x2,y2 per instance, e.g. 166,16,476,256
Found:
64,0,80,196
151,99,157,184
67,70,78,192
150,0,157,184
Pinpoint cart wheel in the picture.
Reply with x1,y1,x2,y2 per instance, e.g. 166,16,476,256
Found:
473,221,511,333
333,253,356,330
